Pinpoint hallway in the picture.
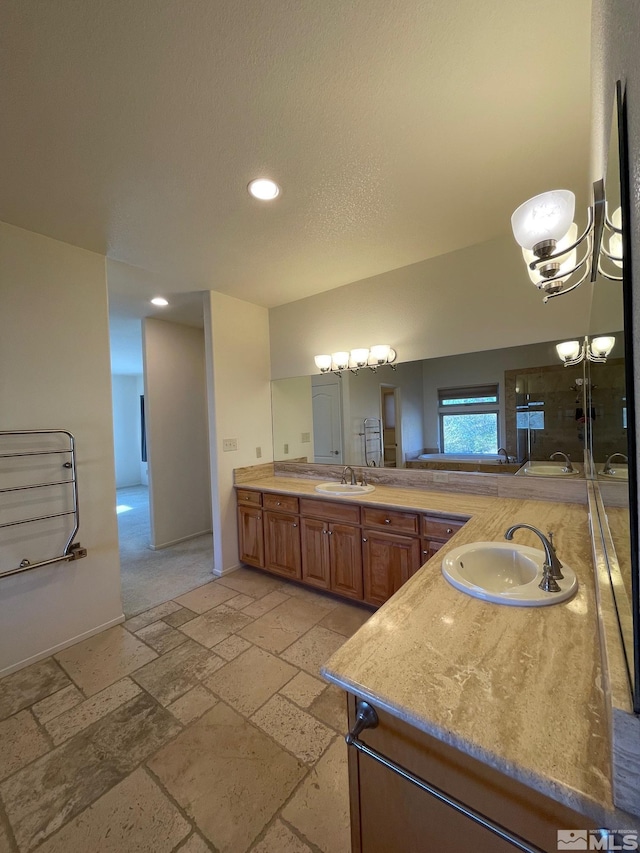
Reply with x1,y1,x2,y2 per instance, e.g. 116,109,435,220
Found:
117,486,214,617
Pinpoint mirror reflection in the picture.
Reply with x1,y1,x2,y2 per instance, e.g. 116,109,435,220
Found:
272,336,623,475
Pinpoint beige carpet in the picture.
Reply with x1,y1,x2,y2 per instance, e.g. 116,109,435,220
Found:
117,485,214,617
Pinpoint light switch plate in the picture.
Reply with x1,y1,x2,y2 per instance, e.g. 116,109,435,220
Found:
284,443,289,454
223,438,238,452
301,432,310,443
256,446,262,458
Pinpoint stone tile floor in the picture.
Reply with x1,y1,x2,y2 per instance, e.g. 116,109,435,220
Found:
0,568,374,853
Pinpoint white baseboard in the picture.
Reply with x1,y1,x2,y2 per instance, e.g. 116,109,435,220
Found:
213,562,241,577
0,614,126,679
151,529,213,550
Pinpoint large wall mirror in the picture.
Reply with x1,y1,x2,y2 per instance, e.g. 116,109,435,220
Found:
587,81,639,713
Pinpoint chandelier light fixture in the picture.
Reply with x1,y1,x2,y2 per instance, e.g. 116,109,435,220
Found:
314,345,397,376
555,335,615,367
511,180,609,302
598,205,623,281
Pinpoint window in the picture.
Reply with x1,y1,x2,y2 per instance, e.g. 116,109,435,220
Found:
438,385,499,454
517,400,545,431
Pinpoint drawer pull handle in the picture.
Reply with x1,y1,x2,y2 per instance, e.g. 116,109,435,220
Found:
384,519,391,524
346,702,544,853
446,528,453,534
276,501,281,506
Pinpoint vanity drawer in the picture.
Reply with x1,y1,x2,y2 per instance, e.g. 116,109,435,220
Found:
362,507,419,535
299,498,361,525
422,514,467,540
263,493,299,513
237,489,262,506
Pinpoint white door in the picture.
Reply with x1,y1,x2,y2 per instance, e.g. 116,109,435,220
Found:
312,383,343,463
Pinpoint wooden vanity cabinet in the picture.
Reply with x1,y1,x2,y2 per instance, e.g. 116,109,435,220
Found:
346,695,597,853
263,493,301,580
362,530,421,606
237,490,264,568
422,512,467,562
300,498,363,600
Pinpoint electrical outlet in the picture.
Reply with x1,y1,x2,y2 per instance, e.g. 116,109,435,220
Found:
301,432,310,443
432,471,448,483
222,438,238,452
256,446,262,458
284,443,289,454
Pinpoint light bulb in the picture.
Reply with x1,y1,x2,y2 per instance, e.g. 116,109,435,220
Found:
524,223,578,286
248,178,280,200
591,336,615,358
151,296,169,306
331,351,350,370
511,190,575,251
370,345,391,364
556,340,581,362
350,348,370,367
314,354,332,372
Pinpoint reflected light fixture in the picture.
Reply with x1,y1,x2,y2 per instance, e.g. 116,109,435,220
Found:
151,296,169,306
556,335,615,367
598,205,623,280
314,345,397,376
248,178,280,200
511,180,606,302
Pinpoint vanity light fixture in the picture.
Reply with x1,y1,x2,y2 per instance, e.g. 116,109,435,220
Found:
248,178,281,200
313,345,397,376
151,296,169,306
511,180,606,302
556,335,615,367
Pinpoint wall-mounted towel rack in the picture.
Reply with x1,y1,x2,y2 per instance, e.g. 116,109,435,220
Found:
358,417,383,467
0,430,87,578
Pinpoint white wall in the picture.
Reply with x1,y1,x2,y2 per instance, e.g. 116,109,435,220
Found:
111,374,143,488
272,376,314,461
204,291,273,575
269,234,594,380
143,318,211,549
0,222,122,675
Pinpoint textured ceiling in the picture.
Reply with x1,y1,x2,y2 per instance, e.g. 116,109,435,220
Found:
1,0,591,309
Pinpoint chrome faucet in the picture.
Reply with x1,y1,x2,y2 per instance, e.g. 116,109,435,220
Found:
602,452,628,474
341,465,357,485
504,523,564,592
550,451,574,473
497,447,510,464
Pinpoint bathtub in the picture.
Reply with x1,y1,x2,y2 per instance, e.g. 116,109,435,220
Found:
416,453,504,463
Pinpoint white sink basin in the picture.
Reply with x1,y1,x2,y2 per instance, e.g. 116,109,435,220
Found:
442,542,578,606
517,462,580,478
314,482,376,496
598,466,628,481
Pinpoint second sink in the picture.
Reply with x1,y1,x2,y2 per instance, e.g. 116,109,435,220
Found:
442,542,578,606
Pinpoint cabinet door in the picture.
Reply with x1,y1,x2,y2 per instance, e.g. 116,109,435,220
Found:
237,506,264,568
264,511,302,579
330,523,363,600
301,517,331,589
362,530,421,606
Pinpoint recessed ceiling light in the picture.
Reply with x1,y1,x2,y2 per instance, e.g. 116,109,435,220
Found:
151,297,169,306
248,178,280,200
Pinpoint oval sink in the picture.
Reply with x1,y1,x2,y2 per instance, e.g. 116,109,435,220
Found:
598,466,628,481
518,463,580,477
442,542,578,606
314,482,375,496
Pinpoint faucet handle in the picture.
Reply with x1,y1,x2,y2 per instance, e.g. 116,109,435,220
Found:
539,563,562,593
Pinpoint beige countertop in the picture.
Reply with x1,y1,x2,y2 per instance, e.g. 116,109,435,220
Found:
236,476,615,824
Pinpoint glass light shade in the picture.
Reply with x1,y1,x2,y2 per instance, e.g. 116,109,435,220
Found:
556,340,581,362
332,351,350,369
591,336,615,358
524,223,578,285
314,354,332,372
370,344,391,364
350,348,370,366
609,207,623,267
511,190,575,251
248,178,280,200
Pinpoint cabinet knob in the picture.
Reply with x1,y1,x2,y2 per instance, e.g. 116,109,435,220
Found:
362,538,368,542
328,530,333,535
423,550,428,555
446,528,453,534
276,501,281,506
257,516,261,520
384,519,391,524
292,523,298,528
